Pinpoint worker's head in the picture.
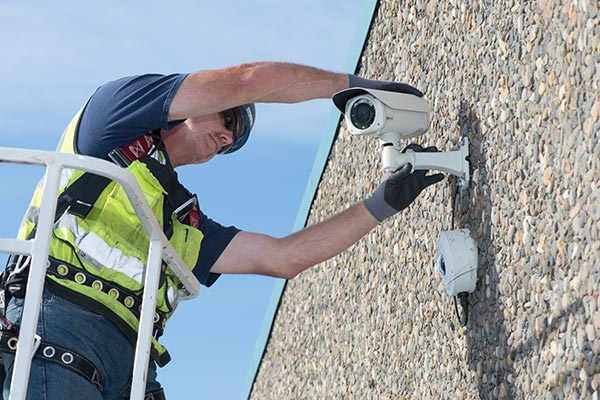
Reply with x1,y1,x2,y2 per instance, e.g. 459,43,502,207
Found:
162,103,256,167
218,104,256,155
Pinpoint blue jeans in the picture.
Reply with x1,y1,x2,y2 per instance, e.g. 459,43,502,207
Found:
2,286,163,399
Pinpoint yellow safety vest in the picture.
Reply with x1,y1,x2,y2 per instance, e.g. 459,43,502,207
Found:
18,105,204,366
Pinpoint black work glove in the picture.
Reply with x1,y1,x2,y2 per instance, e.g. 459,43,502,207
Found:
364,146,445,222
349,74,423,98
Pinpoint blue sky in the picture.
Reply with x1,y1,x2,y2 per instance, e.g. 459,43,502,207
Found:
0,1,375,398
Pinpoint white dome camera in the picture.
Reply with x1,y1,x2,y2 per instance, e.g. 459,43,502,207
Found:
436,229,478,297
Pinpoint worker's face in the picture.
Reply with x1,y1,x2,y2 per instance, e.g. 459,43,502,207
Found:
163,113,234,167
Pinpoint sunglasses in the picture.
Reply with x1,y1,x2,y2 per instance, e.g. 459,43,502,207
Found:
219,109,240,154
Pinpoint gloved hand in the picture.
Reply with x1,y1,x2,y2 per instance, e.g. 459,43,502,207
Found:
363,146,445,222
348,74,423,98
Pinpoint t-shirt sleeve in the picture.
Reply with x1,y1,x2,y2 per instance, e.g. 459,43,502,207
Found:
76,73,189,159
194,212,241,287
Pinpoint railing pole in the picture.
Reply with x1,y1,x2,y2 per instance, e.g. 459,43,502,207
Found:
0,147,199,399
129,239,164,400
9,164,62,400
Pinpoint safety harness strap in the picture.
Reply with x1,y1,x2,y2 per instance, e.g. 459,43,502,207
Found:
1,172,112,298
46,257,167,337
1,328,169,397
109,134,201,233
65,134,201,234
44,279,171,367
138,155,200,229
0,328,103,390
19,172,112,243
61,172,112,219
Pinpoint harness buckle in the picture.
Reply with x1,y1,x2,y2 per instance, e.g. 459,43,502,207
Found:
33,333,42,355
172,195,197,221
108,148,132,167
109,134,155,167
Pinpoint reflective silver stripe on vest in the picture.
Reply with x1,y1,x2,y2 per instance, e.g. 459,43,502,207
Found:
58,214,145,285
22,205,40,226
19,169,75,231
59,168,75,189
56,214,182,313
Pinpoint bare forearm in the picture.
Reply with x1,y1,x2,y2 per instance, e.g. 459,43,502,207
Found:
213,202,379,279
169,62,349,120
246,62,349,103
276,202,378,278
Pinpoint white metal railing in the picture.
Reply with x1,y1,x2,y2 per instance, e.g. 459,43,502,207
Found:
0,147,200,400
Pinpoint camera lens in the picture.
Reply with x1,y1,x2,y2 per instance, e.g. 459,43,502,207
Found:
349,98,376,130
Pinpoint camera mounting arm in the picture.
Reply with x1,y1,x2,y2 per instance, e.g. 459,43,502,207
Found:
332,87,470,186
381,138,470,187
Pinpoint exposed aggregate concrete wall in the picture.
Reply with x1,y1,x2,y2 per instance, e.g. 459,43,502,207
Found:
251,1,600,399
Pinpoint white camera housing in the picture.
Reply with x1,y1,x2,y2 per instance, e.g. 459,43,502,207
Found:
436,229,478,297
332,87,471,186
333,88,430,142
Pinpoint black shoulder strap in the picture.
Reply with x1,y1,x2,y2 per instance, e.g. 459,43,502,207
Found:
3,172,112,295
139,156,192,207
25,173,111,241
60,173,112,219
137,155,199,236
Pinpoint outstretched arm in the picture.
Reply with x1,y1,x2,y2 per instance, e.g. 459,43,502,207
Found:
210,161,445,279
168,61,422,121
168,62,349,121
210,202,377,279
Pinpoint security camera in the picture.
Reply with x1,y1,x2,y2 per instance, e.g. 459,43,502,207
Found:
333,88,430,142
436,229,478,326
332,87,470,186
436,229,478,297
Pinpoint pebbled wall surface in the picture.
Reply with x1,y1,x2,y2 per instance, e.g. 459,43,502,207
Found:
251,1,600,399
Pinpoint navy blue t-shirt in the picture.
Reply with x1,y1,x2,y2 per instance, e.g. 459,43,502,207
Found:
75,73,239,287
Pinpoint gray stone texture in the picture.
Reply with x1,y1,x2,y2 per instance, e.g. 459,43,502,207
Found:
251,0,600,398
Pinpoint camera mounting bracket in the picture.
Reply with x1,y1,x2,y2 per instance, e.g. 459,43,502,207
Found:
332,87,471,186
381,136,470,187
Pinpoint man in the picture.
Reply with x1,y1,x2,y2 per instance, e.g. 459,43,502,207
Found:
1,62,443,399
